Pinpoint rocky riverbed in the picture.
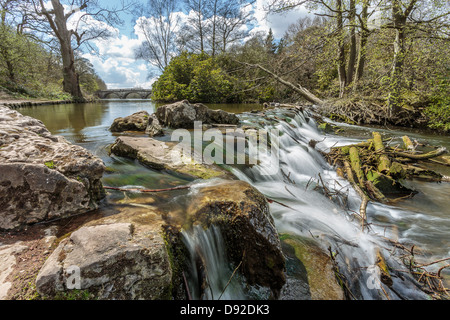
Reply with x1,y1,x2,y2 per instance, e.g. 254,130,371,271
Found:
0,100,346,300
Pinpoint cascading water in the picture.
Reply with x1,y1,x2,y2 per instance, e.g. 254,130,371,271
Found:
181,225,247,300
228,107,434,300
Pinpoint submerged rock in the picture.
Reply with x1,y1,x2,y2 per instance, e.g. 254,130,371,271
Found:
35,205,172,300
0,106,105,231
155,100,240,129
110,136,231,180
110,110,150,132
280,234,345,300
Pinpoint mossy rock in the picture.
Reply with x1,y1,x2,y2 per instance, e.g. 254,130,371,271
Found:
110,136,232,180
280,234,345,300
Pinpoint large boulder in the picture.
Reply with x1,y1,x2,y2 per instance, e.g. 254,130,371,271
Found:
0,106,105,231
155,100,240,129
110,136,232,180
109,110,150,132
35,205,172,300
172,179,286,297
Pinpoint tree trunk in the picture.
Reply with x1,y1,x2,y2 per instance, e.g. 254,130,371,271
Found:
211,0,218,57
354,0,369,88
388,25,406,118
346,0,357,85
387,0,417,118
42,0,83,99
60,41,82,98
336,0,346,98
199,14,204,53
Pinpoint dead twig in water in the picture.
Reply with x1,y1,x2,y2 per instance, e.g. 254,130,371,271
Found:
218,251,245,300
104,185,191,193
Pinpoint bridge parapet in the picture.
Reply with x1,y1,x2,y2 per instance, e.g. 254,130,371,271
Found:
96,89,152,99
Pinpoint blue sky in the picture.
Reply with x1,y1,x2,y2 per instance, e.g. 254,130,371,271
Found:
82,0,310,89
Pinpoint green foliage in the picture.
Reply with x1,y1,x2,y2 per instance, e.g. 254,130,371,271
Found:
424,76,450,132
0,21,105,101
152,52,237,103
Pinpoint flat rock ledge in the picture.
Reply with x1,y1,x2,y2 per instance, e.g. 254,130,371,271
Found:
110,136,232,180
36,205,172,300
0,106,105,231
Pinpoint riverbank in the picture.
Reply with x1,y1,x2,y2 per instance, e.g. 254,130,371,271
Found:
0,88,98,108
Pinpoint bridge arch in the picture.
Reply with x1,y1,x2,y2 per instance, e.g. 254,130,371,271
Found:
123,92,143,99
104,92,121,99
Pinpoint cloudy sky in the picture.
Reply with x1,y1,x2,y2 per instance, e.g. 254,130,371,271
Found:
80,0,310,89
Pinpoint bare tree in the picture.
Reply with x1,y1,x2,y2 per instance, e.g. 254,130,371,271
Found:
26,0,130,99
134,0,180,73
183,0,209,53
215,0,254,54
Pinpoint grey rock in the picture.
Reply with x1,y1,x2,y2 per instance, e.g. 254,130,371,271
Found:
36,206,172,300
155,100,239,129
0,106,105,230
110,110,150,132
110,136,231,179
145,113,164,137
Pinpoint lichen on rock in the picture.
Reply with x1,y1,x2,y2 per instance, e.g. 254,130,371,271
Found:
0,106,105,231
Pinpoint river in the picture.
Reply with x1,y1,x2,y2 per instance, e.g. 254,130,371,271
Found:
15,99,450,299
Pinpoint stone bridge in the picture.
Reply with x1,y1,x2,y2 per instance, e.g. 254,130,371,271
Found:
96,89,152,99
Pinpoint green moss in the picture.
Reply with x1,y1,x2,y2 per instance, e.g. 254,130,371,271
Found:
44,160,55,169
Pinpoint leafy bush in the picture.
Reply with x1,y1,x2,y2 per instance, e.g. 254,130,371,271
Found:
152,52,237,103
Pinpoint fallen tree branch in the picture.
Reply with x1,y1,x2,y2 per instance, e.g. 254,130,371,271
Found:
233,60,324,105
388,147,447,160
104,185,191,193
343,160,369,230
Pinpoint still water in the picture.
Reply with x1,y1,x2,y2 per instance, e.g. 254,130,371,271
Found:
15,99,449,299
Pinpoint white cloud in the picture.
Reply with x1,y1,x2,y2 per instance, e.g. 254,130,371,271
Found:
77,0,312,89
249,0,311,38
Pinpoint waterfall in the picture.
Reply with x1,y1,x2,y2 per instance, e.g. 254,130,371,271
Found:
181,225,247,300
179,107,440,300
230,108,430,300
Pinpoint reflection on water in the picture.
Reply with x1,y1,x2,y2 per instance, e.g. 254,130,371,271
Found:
16,100,158,145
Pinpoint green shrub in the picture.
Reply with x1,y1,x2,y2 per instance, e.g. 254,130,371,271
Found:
152,52,237,103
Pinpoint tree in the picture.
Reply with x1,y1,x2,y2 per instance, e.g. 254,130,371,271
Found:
183,0,209,53
265,28,277,55
151,51,235,103
377,0,450,117
29,0,129,100
134,0,180,73
213,0,253,55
